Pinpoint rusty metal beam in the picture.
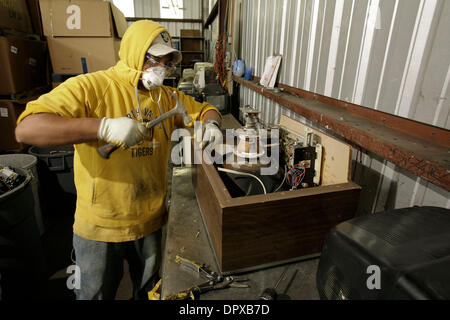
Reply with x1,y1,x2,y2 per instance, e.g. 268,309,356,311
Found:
252,76,449,148
218,0,227,36
204,1,219,29
233,76,450,191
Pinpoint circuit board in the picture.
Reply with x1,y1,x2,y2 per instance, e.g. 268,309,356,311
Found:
279,127,304,170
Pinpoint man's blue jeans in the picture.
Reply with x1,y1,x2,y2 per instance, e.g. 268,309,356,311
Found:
72,230,161,300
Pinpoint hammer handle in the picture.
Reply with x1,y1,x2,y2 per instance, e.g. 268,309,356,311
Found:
98,143,119,159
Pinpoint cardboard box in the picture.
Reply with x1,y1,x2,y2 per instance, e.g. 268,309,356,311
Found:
0,99,28,152
47,36,121,74
39,0,126,74
39,0,127,38
0,0,33,33
0,36,48,95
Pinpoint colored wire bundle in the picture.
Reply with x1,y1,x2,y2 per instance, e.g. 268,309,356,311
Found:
287,164,306,189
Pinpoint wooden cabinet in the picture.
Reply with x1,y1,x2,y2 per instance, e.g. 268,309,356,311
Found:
194,115,362,273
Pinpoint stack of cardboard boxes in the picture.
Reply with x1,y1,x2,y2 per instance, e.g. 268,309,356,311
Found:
0,0,49,152
39,0,127,87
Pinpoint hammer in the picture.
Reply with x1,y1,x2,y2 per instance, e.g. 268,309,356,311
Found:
98,92,193,159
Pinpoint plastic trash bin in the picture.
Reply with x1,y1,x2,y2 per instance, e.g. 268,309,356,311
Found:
0,154,44,235
0,167,46,300
28,145,76,218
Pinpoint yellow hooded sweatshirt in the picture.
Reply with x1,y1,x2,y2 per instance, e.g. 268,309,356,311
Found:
17,20,219,242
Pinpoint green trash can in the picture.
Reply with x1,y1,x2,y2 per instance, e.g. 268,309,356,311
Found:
0,167,46,300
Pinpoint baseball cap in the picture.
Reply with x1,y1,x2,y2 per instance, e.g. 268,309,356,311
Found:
147,31,182,65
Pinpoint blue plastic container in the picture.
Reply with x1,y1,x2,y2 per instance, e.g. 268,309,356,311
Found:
244,67,253,81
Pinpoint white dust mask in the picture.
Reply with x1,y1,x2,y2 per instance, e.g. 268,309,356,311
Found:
142,66,168,90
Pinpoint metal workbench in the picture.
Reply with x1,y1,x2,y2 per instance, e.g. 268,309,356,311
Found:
160,166,320,300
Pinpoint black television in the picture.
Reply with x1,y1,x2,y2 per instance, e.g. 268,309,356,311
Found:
317,206,450,300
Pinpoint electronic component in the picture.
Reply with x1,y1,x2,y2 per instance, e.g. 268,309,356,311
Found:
240,105,263,130
294,146,316,187
279,128,323,190
0,166,25,194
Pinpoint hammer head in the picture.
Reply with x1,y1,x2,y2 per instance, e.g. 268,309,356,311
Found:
172,91,193,125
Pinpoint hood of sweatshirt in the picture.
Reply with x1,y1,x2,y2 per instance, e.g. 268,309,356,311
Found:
111,20,170,87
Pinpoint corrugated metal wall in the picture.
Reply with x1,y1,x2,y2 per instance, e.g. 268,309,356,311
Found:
133,0,203,37
236,0,450,214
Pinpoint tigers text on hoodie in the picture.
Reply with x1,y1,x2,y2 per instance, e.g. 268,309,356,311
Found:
17,20,219,242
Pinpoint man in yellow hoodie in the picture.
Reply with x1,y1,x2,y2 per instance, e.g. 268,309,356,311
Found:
15,20,222,299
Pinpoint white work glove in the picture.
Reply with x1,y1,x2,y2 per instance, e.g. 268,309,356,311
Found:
195,120,223,149
97,117,148,148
